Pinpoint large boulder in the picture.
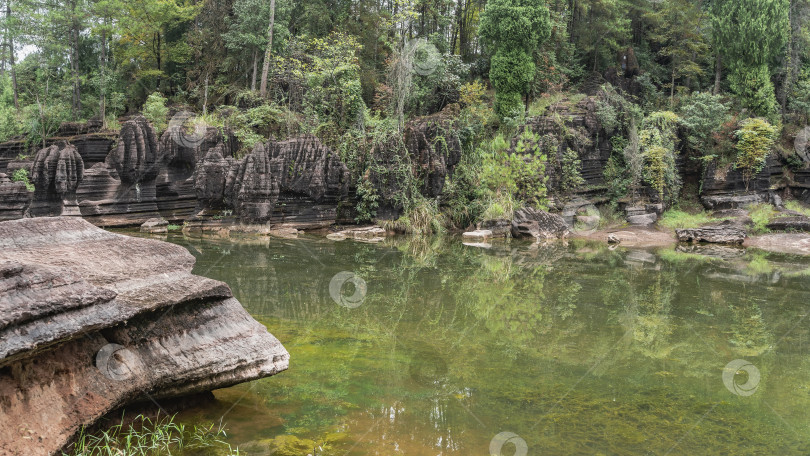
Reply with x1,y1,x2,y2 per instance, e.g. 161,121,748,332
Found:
511,207,570,240
676,222,746,245
0,217,288,455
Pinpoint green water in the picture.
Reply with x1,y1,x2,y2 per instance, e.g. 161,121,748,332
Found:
159,234,810,455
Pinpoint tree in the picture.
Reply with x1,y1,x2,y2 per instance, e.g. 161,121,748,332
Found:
734,118,776,190
712,0,790,119
645,0,708,105
479,0,551,118
258,0,276,97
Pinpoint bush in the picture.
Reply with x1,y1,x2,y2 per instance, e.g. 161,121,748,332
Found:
142,92,169,133
11,168,34,192
481,128,548,209
639,111,681,203
734,118,776,191
728,65,779,122
679,93,729,155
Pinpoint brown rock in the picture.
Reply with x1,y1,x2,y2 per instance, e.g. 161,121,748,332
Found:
676,222,746,245
511,207,570,240
0,217,288,455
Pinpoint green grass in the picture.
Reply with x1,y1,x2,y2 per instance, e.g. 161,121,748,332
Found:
527,92,566,118
748,203,777,234
167,224,182,232
785,200,810,217
64,413,239,456
658,209,714,230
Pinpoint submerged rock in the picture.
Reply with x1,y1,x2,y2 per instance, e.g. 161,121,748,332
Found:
140,217,169,233
0,217,288,455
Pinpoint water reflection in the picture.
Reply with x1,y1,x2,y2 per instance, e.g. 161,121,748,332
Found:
152,233,810,455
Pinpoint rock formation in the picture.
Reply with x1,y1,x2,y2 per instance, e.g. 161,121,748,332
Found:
371,106,462,219
676,222,747,245
511,207,570,240
0,173,30,221
27,141,84,217
0,217,289,455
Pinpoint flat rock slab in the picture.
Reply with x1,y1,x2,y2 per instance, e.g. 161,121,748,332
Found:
140,217,169,233
462,230,493,242
328,226,387,242
0,217,289,455
766,216,810,232
745,233,810,256
676,224,746,245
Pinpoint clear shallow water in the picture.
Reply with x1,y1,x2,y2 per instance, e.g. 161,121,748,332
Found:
154,233,810,455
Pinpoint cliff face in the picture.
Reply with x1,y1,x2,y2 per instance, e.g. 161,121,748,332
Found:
0,217,289,455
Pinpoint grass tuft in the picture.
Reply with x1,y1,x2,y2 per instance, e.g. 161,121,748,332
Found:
658,209,714,230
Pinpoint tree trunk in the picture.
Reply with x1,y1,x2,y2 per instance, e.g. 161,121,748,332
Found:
713,53,722,95
670,63,676,107
70,0,81,118
259,0,276,98
251,49,258,91
100,28,107,127
6,2,18,110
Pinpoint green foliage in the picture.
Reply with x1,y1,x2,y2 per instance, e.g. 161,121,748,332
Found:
142,92,169,133
728,65,780,121
64,413,239,456
658,209,714,229
749,203,777,233
481,129,548,209
559,147,585,196
384,196,446,235
355,178,380,223
480,0,551,119
679,93,730,154
639,111,681,202
734,118,777,190
11,169,35,192
785,200,810,217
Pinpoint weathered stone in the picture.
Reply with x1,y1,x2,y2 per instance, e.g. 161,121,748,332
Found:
329,226,387,242
701,193,766,210
0,173,30,221
676,222,746,244
627,213,657,226
462,229,493,242
478,218,511,237
511,208,570,240
371,106,461,219
140,217,169,233
0,217,288,455
27,141,84,217
766,216,810,232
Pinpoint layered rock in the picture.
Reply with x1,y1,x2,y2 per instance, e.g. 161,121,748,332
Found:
0,173,30,221
676,222,747,245
511,207,570,240
27,141,84,217
0,217,289,455
371,107,462,219
193,135,350,226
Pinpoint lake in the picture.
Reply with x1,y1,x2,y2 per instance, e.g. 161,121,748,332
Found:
159,233,810,455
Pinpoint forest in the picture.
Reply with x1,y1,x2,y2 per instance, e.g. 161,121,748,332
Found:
0,0,805,229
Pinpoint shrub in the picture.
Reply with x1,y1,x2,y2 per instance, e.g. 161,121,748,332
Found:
639,111,681,203
481,128,548,209
11,168,34,192
355,177,379,223
142,92,169,133
679,92,729,155
734,118,776,191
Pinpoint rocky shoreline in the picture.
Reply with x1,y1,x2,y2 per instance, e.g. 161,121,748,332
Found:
0,217,289,455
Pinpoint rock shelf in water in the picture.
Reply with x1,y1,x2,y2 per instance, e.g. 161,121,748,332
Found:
0,217,289,455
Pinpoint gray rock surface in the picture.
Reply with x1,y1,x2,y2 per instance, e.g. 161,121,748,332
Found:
511,207,570,240
0,217,288,455
676,222,746,245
